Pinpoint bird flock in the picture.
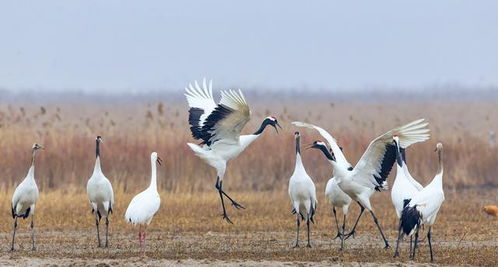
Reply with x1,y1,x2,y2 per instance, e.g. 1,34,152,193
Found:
8,79,445,262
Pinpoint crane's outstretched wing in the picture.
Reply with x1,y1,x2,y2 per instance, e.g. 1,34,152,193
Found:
202,89,250,145
292,121,352,170
185,79,218,141
353,119,430,191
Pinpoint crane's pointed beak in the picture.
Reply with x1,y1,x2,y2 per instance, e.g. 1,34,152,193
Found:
157,156,163,166
306,143,315,150
274,122,282,134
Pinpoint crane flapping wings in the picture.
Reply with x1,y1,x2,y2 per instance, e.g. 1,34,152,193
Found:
353,119,430,191
185,79,251,146
292,121,352,169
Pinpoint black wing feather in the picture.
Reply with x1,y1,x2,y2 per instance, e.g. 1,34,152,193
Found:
188,107,206,140
200,104,234,146
373,143,396,191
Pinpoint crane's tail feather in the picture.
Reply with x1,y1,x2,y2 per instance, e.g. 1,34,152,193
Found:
401,205,421,236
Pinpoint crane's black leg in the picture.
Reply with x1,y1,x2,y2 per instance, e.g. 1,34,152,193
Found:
427,226,434,262
105,216,110,248
369,210,390,248
293,216,300,248
411,226,420,260
394,219,403,257
345,203,364,239
215,178,233,224
215,177,244,209
306,218,312,248
31,216,36,251
96,217,102,247
11,217,18,251
332,208,341,240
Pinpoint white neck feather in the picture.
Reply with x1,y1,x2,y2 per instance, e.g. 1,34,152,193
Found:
149,157,158,191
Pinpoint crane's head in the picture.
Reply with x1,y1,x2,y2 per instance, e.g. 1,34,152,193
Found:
264,116,282,133
435,142,443,152
294,131,300,138
96,136,103,143
32,143,44,151
307,140,336,161
392,134,401,149
151,152,163,166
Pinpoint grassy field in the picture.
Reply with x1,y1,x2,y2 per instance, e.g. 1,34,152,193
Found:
0,94,497,265
0,189,497,265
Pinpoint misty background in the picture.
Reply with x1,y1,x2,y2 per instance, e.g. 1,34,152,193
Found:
1,1,498,97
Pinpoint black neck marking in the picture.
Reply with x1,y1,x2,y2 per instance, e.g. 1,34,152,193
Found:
253,119,271,135
295,135,301,155
395,141,403,166
96,140,100,158
317,145,334,161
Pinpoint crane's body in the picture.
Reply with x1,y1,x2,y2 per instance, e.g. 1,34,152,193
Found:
125,152,162,254
185,79,280,223
325,177,351,250
11,143,43,251
86,136,114,248
396,143,445,262
288,132,317,248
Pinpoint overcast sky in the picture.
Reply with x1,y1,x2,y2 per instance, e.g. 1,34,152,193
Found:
1,1,497,93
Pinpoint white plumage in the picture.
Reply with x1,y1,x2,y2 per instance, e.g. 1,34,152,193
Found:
10,143,43,251
391,135,424,257
397,143,445,262
185,79,281,223
294,119,430,249
86,136,114,248
125,152,162,253
325,177,351,250
288,132,317,248
391,137,423,218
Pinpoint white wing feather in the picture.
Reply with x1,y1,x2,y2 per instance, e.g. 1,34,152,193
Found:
353,119,430,189
291,121,352,169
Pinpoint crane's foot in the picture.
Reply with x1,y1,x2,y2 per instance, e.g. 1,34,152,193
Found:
384,243,390,249
222,213,233,224
333,232,343,240
344,230,356,240
393,251,399,258
293,243,300,248
306,243,312,248
230,200,245,210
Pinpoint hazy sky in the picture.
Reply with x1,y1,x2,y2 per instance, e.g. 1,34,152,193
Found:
1,1,497,93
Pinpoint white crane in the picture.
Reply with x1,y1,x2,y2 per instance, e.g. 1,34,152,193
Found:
125,152,162,253
185,79,281,223
10,143,43,251
325,176,351,250
86,136,114,248
397,142,445,262
391,135,424,256
294,119,430,249
288,132,317,248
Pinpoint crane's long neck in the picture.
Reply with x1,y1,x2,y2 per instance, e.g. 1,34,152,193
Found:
28,150,36,180
437,147,444,177
94,140,102,173
149,158,158,191
395,141,403,168
253,120,271,135
294,136,305,171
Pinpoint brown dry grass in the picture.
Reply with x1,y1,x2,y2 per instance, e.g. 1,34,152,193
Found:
0,96,498,265
0,189,497,266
